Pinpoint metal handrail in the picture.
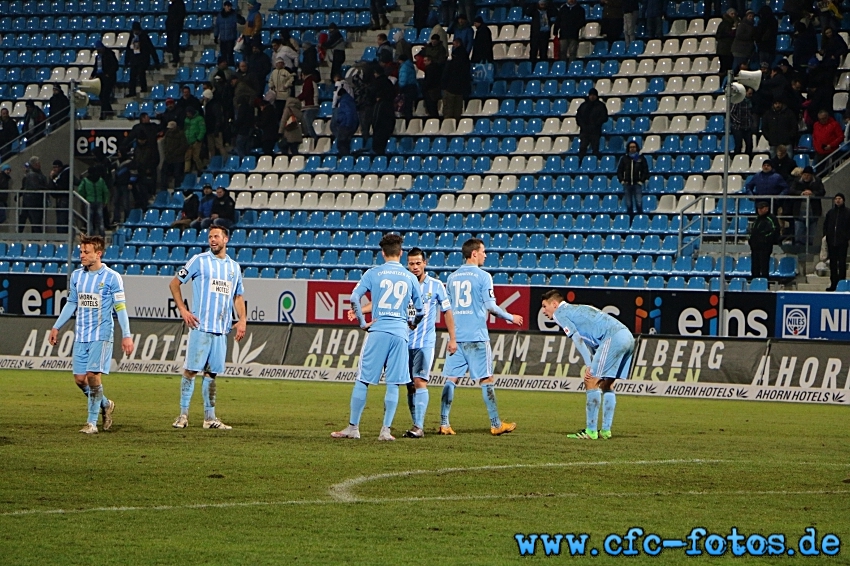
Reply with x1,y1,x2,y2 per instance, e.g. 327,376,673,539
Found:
0,105,73,163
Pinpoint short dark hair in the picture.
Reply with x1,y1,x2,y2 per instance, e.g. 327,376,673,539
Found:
541,289,564,302
461,237,484,259
209,224,229,238
408,247,426,260
79,234,106,253
379,233,404,257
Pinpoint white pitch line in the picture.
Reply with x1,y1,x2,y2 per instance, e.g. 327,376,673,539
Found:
328,459,726,502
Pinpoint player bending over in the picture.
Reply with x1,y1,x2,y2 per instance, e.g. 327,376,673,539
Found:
347,247,457,438
541,289,635,440
169,225,247,430
440,238,523,436
333,234,424,441
49,235,134,434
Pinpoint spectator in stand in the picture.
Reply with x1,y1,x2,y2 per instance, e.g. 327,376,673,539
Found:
202,187,236,230
370,0,389,30
413,0,429,29
423,34,448,68
762,65,793,107
772,145,796,182
370,66,396,156
171,188,200,229
112,148,133,225
756,5,777,66
209,56,234,84
268,59,294,116
157,98,181,133
19,157,48,233
233,62,260,105
0,164,10,225
441,38,471,122
644,0,663,40
125,21,159,97
623,0,638,47
190,184,215,229
527,0,554,65
716,8,738,77
422,56,442,117
0,107,20,159
820,27,848,70
279,97,303,155
248,43,272,87
731,86,757,156
376,33,394,62
432,21,448,49
324,24,347,85
333,86,359,157
50,159,71,233
22,101,47,142
301,40,319,78
824,193,850,290
161,121,187,190
471,16,493,63
256,96,279,155
813,109,845,163
77,166,110,237
48,84,69,127
397,54,418,121
576,88,608,156
818,0,842,37
745,160,789,204
232,96,254,158
214,1,240,66
175,85,203,126
298,70,321,142
93,41,119,118
243,0,263,53
394,30,413,62
453,15,474,56
202,83,227,160
732,10,756,71
783,165,825,247
617,140,649,215
762,100,798,158
749,201,780,279
440,0,456,28
183,107,206,174
783,0,812,25
132,132,159,205
126,114,159,152
601,0,624,41
165,0,186,67
792,22,818,75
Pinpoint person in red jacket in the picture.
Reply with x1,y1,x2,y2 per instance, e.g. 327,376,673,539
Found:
812,109,845,163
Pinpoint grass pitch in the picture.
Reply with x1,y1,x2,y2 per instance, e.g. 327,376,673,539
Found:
0,370,848,565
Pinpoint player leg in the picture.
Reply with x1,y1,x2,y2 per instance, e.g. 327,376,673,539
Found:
81,340,113,433
73,342,98,433
202,334,231,429
332,332,386,439
175,329,210,428
406,348,417,425
403,347,433,438
380,335,410,441
599,330,635,440
472,342,516,436
568,345,605,440
440,344,471,434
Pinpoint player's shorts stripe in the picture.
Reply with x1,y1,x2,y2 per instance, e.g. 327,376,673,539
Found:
356,332,369,384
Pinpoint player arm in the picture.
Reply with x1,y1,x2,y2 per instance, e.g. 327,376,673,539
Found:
410,279,424,328
347,301,371,321
443,308,457,343
484,297,514,321
570,334,594,368
350,285,368,328
169,276,188,314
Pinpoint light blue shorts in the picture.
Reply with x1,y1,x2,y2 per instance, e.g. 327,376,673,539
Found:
357,331,410,385
591,329,635,380
73,340,113,375
409,347,435,381
443,341,493,381
184,330,227,375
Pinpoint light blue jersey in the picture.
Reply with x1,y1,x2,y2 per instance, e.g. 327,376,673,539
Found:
553,301,634,378
177,251,244,335
447,265,512,343
552,302,628,349
408,275,451,349
65,265,128,343
351,261,423,339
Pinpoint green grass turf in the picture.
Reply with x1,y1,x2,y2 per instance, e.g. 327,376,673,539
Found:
0,370,848,565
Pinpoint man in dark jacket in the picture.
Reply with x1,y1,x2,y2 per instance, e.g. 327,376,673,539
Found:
617,140,649,215
133,132,159,205
471,16,493,63
422,56,442,117
202,187,236,230
745,159,788,201
50,159,71,233
554,0,586,62
94,41,119,118
783,166,825,247
749,201,780,279
171,188,200,229
19,156,49,233
716,8,738,76
48,84,70,126
732,10,756,71
576,88,607,156
126,113,160,151
166,0,186,66
441,39,471,122
761,100,798,157
22,101,47,142
824,193,850,290
190,184,216,229
527,0,554,65
214,0,241,66
756,5,777,65
248,43,272,86
370,67,396,156
0,107,20,159
175,86,203,126
126,21,160,96
0,163,11,224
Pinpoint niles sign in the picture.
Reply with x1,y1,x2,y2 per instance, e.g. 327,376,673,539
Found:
775,293,850,341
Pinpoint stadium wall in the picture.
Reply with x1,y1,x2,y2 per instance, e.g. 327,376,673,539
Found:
0,316,847,406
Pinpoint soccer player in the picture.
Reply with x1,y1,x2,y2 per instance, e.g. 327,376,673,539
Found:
48,235,134,434
169,225,247,430
332,233,424,441
347,248,458,438
440,238,523,436
540,289,636,440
